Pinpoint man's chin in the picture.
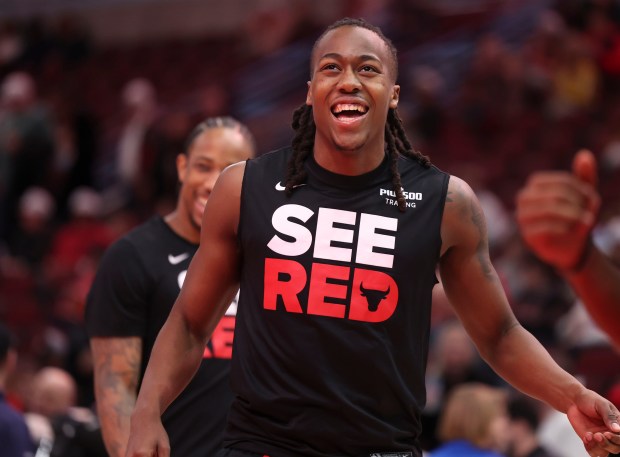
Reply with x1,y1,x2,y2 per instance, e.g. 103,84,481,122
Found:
333,138,365,152
191,215,203,231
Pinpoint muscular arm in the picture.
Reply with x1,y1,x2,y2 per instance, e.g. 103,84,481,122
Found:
91,337,141,457
126,163,245,456
439,176,582,412
439,176,620,456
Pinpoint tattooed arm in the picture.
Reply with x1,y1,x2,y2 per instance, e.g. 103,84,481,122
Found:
438,176,620,456
91,336,141,457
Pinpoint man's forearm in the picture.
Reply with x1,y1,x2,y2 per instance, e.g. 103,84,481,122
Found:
564,246,620,347
91,337,142,457
97,387,135,457
481,324,585,413
132,308,206,419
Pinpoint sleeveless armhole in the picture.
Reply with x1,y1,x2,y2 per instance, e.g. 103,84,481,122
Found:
433,167,451,285
237,158,252,245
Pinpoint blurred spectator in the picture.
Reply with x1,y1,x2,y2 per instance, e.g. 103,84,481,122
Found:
429,320,503,399
431,383,510,456
423,319,504,451
548,32,599,118
240,0,311,58
507,394,558,457
584,6,620,81
196,81,231,119
3,186,56,273
0,20,25,70
148,108,194,213
29,367,76,419
45,186,113,284
26,366,106,457
0,323,36,457
46,89,99,218
408,65,446,147
457,33,517,152
94,77,160,216
115,77,159,204
0,71,54,237
521,9,565,82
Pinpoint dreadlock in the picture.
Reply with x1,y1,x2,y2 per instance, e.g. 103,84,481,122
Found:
284,18,431,211
184,116,256,156
284,104,315,196
385,109,431,211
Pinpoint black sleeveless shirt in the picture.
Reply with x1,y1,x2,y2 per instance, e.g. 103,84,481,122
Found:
225,147,450,457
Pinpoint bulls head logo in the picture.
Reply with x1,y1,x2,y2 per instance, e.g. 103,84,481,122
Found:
359,282,391,312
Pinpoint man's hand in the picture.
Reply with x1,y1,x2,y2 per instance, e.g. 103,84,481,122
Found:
516,149,601,271
567,389,620,456
124,411,170,457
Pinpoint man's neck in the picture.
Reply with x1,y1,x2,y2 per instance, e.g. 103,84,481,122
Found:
164,211,200,244
312,144,385,176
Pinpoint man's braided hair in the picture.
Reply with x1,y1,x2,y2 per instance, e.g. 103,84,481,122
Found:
184,116,256,156
283,17,430,212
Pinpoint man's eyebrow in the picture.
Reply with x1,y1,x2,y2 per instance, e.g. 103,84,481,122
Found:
319,52,382,63
193,156,214,163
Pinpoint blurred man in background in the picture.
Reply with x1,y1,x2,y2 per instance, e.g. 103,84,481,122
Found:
85,116,255,457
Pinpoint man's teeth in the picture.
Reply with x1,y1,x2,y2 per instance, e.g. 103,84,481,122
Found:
197,198,208,206
333,104,368,114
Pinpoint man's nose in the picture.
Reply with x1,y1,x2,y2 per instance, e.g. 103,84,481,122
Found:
202,172,219,192
338,67,361,92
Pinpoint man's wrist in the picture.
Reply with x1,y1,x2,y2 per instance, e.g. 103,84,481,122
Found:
130,401,161,423
562,237,594,274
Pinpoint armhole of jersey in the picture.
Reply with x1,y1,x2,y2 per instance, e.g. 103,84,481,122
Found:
237,158,252,245
434,169,451,266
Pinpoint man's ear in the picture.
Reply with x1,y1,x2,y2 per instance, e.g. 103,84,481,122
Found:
176,153,188,183
389,85,400,109
306,80,312,106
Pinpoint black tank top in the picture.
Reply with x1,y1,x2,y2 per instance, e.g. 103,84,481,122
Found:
226,147,450,457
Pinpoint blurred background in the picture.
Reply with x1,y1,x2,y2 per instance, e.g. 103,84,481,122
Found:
1,0,620,455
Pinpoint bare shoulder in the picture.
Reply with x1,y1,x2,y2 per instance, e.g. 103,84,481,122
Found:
202,161,247,239
441,175,487,255
215,160,247,193
445,175,477,209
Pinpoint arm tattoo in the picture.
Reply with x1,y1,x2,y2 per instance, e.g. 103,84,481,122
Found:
446,179,496,282
92,337,142,457
470,200,495,280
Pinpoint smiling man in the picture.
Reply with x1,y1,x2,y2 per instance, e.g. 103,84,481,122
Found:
125,19,620,457
85,117,255,457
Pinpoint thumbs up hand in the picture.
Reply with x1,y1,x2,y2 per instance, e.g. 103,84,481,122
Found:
516,150,601,271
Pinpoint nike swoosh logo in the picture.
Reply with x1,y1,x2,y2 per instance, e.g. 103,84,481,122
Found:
168,253,190,265
275,181,306,191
